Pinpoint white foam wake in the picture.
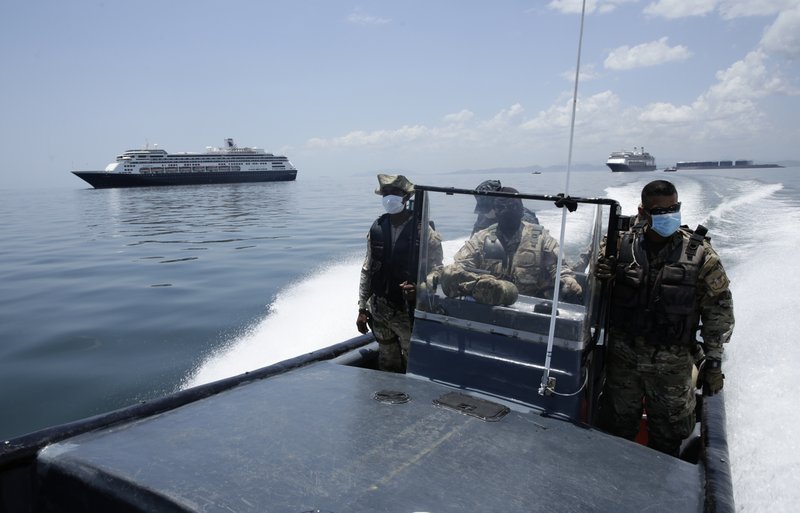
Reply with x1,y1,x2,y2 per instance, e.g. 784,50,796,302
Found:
184,256,365,387
721,188,800,512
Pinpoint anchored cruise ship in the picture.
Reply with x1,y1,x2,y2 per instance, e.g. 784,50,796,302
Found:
605,147,657,172
72,138,298,189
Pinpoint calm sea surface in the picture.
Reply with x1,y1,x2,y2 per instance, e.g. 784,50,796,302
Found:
2,167,799,510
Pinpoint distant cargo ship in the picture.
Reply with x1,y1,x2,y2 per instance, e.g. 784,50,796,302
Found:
605,147,656,172
675,160,783,170
72,139,297,189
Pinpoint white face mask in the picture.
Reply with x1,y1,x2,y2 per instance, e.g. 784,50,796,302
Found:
382,194,405,214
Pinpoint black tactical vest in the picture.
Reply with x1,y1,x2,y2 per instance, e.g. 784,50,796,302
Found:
368,214,415,306
610,226,708,346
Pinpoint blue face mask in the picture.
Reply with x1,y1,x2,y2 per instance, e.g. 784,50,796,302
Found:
650,212,681,237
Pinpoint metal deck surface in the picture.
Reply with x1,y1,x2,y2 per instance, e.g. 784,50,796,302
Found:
37,361,704,512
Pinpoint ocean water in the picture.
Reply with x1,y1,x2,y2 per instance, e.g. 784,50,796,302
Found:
1,167,799,511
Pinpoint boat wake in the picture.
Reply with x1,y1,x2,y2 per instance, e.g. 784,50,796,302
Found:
184,256,366,388
185,239,469,388
712,180,800,512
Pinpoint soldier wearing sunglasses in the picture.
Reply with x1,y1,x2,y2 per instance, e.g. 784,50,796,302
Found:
596,179,735,457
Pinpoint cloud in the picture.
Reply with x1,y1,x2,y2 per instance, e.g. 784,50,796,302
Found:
520,90,621,131
306,104,524,151
760,3,800,58
547,0,636,15
705,50,792,101
443,109,474,124
307,125,430,149
639,102,696,122
635,49,794,139
643,0,718,18
346,10,391,25
717,0,797,19
560,64,601,82
604,37,692,70
644,0,797,19
481,103,524,130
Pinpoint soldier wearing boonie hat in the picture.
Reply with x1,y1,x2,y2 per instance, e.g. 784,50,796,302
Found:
357,174,442,373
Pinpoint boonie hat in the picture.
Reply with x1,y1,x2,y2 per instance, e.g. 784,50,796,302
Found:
375,174,414,195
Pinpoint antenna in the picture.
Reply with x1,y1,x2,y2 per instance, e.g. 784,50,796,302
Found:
539,0,588,397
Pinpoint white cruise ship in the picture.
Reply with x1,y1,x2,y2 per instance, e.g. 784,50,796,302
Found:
605,147,656,172
72,138,297,189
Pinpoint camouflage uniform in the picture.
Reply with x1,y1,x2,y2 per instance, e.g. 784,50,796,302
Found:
599,226,734,455
446,221,581,301
359,219,443,373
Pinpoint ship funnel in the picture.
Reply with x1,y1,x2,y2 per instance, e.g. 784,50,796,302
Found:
225,138,235,148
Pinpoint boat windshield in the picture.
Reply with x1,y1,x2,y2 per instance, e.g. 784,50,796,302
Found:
409,186,621,417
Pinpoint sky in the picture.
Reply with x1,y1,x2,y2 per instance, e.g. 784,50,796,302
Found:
1,0,798,189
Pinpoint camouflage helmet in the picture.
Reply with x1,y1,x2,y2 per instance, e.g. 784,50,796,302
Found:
474,179,502,213
375,174,414,196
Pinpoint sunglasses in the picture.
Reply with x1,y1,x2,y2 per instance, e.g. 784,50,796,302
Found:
647,202,681,216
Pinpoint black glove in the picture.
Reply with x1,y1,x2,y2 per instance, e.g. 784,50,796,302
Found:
594,256,616,281
554,193,578,212
700,358,724,396
356,309,371,334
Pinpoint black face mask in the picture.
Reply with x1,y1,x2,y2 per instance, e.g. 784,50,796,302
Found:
494,199,523,230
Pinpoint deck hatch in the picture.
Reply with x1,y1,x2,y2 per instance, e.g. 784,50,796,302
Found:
433,391,510,421
373,390,411,404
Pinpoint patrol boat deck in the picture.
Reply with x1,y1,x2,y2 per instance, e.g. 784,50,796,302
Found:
0,187,733,513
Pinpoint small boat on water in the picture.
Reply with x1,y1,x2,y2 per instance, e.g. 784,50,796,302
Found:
72,138,297,189
664,166,677,172
0,185,734,513
606,147,657,172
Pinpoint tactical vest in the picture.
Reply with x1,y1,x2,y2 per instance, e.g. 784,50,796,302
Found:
610,225,708,346
368,214,415,306
480,223,545,295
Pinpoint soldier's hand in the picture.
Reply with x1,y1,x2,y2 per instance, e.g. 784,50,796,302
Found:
356,309,370,334
595,256,616,281
560,276,582,298
700,359,724,396
400,281,416,304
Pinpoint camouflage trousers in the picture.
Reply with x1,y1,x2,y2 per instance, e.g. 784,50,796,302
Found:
599,332,696,456
368,296,412,373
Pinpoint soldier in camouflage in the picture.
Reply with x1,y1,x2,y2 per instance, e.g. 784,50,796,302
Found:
596,180,735,457
441,187,582,304
357,174,443,373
